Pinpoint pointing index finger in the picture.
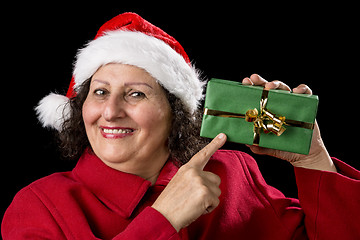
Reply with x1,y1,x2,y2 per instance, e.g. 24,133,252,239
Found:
188,133,227,170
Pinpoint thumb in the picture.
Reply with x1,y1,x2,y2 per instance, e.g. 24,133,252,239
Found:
187,133,227,170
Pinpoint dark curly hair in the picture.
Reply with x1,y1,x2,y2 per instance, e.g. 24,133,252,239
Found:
58,79,209,166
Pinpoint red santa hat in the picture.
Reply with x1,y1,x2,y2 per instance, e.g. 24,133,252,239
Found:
36,12,204,130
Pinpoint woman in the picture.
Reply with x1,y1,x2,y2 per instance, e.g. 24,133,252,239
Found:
2,12,359,240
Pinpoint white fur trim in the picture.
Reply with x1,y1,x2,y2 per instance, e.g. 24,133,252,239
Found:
74,31,205,114
35,93,70,131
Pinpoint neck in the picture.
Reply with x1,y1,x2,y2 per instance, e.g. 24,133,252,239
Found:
145,172,161,185
100,152,170,185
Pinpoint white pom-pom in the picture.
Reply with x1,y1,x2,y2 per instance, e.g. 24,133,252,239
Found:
35,93,70,131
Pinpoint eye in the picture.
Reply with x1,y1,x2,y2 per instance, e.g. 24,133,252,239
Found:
129,91,146,98
94,89,107,96
124,90,147,103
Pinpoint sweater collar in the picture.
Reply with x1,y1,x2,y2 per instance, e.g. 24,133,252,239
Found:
72,149,178,218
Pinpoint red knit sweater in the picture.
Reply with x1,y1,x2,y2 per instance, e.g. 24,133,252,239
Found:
2,150,360,239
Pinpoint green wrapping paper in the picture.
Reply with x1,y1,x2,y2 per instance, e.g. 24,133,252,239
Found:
200,78,319,154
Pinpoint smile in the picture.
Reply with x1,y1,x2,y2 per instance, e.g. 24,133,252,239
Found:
103,128,133,134
100,126,135,139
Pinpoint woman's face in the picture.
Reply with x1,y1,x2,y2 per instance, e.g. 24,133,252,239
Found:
82,63,172,179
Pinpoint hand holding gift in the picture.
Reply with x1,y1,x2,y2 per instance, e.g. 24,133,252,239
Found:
200,74,337,173
242,74,336,172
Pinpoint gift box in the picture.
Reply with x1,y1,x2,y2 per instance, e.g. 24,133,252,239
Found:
200,78,319,154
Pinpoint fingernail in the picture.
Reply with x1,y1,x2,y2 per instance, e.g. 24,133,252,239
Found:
242,77,253,85
218,133,225,139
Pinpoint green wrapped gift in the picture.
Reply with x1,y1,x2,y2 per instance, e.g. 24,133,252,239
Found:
200,78,319,154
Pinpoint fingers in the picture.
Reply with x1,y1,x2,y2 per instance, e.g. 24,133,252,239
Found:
242,74,267,86
242,77,253,85
293,84,312,95
250,74,267,86
246,144,276,156
203,197,220,215
243,74,312,94
187,133,227,170
264,81,291,91
200,171,221,215
242,74,291,91
202,171,221,187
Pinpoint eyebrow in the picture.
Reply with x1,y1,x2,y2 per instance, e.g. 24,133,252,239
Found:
92,79,110,85
92,79,153,89
124,82,153,89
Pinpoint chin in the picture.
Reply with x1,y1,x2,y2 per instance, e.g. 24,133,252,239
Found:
94,144,131,165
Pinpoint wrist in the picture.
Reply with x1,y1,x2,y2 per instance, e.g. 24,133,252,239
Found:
291,147,337,173
151,204,181,232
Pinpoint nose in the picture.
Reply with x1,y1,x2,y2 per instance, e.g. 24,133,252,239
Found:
102,96,127,121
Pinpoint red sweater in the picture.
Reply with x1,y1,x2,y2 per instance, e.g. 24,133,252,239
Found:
2,150,360,239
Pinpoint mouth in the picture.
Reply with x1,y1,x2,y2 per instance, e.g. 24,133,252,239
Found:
100,126,135,139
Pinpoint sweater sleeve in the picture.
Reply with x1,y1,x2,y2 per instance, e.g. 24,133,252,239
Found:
113,207,180,240
294,158,360,240
1,187,68,240
2,188,180,240
232,151,360,239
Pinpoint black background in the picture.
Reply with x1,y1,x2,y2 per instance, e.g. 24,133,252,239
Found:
1,3,358,219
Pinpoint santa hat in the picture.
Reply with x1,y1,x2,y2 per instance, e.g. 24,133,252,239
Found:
36,12,204,130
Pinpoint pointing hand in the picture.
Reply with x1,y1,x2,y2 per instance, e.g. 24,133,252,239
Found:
152,133,227,232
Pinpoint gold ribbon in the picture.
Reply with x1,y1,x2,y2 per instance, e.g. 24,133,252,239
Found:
204,89,314,145
245,89,284,145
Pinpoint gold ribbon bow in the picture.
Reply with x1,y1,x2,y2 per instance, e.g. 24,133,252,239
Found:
245,95,286,137
244,89,286,145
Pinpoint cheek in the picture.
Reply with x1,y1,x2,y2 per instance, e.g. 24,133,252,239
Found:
82,99,101,128
133,103,172,135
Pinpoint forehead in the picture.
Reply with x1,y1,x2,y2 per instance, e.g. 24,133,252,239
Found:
91,63,158,88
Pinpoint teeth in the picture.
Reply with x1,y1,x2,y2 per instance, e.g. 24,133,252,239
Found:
103,128,133,134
